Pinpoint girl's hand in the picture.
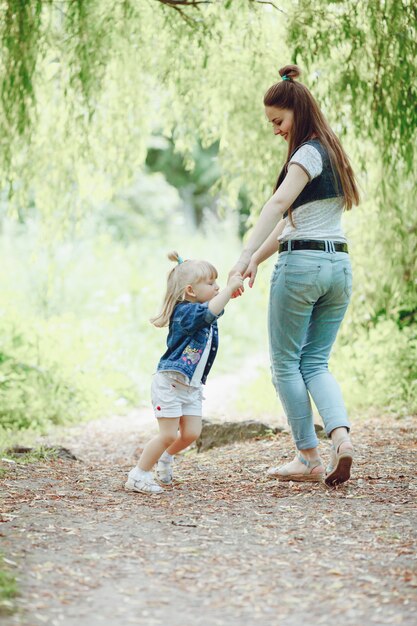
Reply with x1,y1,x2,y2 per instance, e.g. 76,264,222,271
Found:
228,261,248,298
228,273,244,296
243,259,258,288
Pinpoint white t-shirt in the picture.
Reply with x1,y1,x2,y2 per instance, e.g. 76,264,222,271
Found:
279,144,346,243
163,327,213,388
190,327,212,386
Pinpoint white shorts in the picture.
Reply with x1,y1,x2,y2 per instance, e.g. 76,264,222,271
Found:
151,372,203,418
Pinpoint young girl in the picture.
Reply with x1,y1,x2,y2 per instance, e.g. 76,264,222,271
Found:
229,64,359,486
125,251,243,494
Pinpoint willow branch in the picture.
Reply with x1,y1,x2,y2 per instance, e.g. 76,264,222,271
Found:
154,0,212,7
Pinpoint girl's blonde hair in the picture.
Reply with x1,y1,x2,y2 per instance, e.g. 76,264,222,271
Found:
150,251,218,327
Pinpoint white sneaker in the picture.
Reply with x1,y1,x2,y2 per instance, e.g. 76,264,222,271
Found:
124,468,164,494
156,454,174,485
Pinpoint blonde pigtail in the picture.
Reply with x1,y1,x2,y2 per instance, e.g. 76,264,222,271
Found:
150,252,218,327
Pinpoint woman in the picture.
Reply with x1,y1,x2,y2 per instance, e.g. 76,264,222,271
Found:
230,64,359,486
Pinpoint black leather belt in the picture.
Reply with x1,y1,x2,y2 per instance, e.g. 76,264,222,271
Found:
279,239,349,253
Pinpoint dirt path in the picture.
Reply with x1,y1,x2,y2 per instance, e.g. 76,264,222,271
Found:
1,409,416,626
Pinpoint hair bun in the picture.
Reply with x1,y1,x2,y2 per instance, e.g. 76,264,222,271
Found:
279,64,301,80
167,250,181,263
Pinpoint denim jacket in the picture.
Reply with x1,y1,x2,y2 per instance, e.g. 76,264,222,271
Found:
157,301,222,385
283,139,343,218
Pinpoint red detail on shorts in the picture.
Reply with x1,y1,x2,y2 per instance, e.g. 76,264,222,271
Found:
156,406,161,411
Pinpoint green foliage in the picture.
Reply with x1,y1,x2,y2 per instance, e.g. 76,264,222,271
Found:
65,0,112,105
0,209,270,436
0,0,288,219
146,135,253,231
289,0,417,170
0,0,42,148
235,365,281,420
333,319,417,414
0,0,415,433
102,170,182,241
146,136,222,228
287,0,417,354
0,315,99,433
235,318,417,420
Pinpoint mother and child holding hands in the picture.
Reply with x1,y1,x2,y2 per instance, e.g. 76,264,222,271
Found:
125,64,359,495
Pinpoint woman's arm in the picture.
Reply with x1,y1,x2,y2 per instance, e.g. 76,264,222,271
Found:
242,220,285,288
231,164,309,275
252,219,285,265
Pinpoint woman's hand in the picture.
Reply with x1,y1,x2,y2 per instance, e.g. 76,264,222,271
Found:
228,259,249,281
243,259,259,288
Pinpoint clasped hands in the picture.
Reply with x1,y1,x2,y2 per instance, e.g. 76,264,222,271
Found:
227,257,259,299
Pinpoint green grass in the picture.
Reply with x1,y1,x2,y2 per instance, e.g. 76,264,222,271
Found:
0,559,18,615
1,446,59,464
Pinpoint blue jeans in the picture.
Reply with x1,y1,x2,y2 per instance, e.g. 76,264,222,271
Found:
268,247,352,450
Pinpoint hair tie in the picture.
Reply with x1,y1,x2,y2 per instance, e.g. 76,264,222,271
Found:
177,256,184,264
282,75,292,82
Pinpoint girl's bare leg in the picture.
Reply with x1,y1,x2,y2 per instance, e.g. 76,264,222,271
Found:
137,417,180,471
165,415,202,456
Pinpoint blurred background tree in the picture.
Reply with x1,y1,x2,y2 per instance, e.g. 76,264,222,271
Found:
0,0,415,441
288,0,417,327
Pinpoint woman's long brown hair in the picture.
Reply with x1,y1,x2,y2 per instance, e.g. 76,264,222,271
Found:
264,65,359,220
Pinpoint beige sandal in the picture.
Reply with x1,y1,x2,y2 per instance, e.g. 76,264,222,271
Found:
325,439,354,487
267,452,324,482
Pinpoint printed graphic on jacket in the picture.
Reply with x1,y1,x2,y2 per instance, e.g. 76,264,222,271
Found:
182,345,202,365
